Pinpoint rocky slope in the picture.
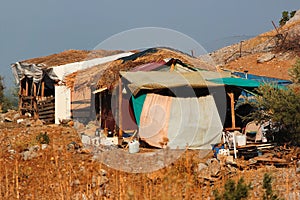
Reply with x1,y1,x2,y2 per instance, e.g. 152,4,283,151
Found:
209,9,300,80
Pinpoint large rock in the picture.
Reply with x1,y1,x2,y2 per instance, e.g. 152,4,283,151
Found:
287,10,300,24
257,53,275,63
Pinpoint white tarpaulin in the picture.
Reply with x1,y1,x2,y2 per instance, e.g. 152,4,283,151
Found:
139,94,223,149
50,52,134,81
11,52,134,84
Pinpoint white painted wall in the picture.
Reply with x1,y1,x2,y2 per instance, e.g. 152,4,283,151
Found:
55,85,71,124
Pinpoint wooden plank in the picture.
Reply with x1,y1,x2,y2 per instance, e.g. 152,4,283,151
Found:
38,110,55,115
25,79,28,96
118,78,123,141
41,81,45,97
38,97,55,104
228,92,236,129
38,103,55,109
33,83,36,97
38,106,55,112
39,114,55,119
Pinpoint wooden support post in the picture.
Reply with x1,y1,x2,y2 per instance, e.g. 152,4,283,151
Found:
228,92,236,129
99,92,102,128
170,63,175,72
25,79,28,96
41,81,45,98
33,83,36,97
18,81,22,114
118,77,123,144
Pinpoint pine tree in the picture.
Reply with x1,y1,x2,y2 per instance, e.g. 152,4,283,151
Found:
246,59,300,143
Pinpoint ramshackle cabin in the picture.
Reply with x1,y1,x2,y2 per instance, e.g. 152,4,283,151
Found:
91,47,221,136
11,49,133,124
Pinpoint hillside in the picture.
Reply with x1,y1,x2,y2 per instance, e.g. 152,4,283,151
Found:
209,9,300,80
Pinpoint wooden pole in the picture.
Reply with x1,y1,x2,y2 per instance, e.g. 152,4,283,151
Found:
18,81,22,114
33,83,36,97
118,77,123,142
228,92,236,129
41,81,45,98
25,79,28,96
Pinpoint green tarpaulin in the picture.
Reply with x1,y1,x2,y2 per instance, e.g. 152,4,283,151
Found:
131,94,146,126
207,77,261,87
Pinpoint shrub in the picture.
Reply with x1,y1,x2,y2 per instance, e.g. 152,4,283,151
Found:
245,59,300,143
262,173,283,200
213,177,252,200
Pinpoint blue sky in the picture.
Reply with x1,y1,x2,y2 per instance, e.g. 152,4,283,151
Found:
1,0,299,89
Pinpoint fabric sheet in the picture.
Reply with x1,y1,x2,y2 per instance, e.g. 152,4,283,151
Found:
139,94,172,147
138,94,223,149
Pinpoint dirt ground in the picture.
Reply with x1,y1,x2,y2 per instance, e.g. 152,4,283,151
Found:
0,121,299,200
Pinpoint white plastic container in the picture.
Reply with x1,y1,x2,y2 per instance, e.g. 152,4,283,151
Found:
128,140,140,154
235,135,246,146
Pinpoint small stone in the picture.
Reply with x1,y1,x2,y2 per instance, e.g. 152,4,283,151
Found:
35,119,44,126
81,135,91,145
41,144,48,150
29,145,40,152
8,149,16,154
98,169,107,176
80,148,91,154
4,117,12,122
22,150,38,161
71,179,80,186
198,163,208,172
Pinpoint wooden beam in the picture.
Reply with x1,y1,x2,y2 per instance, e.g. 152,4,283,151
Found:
41,81,45,98
228,92,236,129
18,81,22,114
118,77,123,141
33,83,36,97
25,79,28,96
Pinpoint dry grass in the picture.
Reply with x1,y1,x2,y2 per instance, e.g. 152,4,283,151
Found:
22,49,124,67
0,122,299,199
64,47,215,91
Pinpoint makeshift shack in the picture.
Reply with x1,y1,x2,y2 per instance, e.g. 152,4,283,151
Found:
119,71,225,149
11,49,133,124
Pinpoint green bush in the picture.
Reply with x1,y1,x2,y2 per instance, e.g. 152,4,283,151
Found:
244,59,300,143
279,10,296,26
36,132,50,145
262,173,283,200
213,177,252,200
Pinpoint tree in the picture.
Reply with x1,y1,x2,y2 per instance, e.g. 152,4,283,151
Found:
213,177,252,200
262,173,283,200
289,58,300,84
0,76,15,113
245,59,300,143
279,10,296,26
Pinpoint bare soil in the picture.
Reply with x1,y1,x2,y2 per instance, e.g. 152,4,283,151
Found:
0,122,299,199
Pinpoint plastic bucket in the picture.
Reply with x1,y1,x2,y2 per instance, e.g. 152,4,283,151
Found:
128,140,140,154
235,135,246,146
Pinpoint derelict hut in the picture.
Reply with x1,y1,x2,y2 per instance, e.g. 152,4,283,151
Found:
93,47,218,134
11,49,132,124
11,61,58,123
